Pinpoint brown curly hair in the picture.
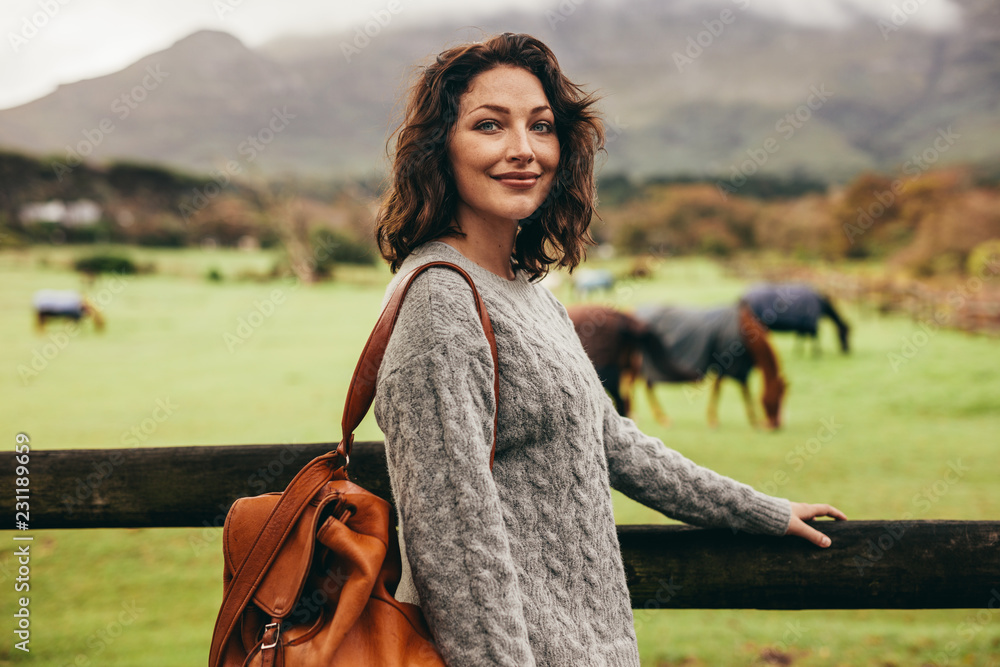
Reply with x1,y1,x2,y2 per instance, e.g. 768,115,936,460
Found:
375,32,605,280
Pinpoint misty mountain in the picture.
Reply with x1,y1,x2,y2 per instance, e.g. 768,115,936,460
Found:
0,0,997,183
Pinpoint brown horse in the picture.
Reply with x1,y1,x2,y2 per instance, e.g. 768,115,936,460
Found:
33,290,105,333
629,304,787,429
567,304,699,415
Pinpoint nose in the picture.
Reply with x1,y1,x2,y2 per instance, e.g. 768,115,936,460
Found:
506,128,534,164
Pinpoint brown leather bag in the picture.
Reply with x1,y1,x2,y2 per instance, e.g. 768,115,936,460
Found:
209,261,499,667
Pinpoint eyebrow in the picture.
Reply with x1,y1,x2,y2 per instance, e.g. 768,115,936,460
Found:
468,104,551,116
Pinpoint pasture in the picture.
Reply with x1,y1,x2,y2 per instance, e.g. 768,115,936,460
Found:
1,245,998,666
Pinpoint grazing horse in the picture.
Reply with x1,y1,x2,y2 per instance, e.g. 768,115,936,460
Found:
741,283,850,354
567,304,699,415
572,268,614,299
33,289,104,333
632,304,787,429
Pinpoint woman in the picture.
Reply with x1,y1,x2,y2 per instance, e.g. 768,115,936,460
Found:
372,33,845,667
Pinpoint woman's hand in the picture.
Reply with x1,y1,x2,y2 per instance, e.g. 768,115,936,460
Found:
785,502,847,548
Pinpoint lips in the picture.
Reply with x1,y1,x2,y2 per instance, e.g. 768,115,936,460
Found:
491,172,541,189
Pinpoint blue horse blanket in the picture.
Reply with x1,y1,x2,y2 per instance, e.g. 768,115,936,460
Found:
741,284,823,334
33,289,83,317
635,305,754,383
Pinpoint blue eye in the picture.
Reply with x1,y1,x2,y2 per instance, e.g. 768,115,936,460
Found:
532,121,554,133
476,120,499,131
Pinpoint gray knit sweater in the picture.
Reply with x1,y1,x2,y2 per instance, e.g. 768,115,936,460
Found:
373,242,792,667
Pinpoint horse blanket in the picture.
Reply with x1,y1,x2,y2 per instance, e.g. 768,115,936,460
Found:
573,268,614,295
33,289,83,318
635,305,754,383
741,283,823,334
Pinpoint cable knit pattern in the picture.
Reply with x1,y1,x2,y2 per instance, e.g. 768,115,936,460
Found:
372,242,792,667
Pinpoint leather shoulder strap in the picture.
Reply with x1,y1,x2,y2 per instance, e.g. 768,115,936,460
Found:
337,260,499,469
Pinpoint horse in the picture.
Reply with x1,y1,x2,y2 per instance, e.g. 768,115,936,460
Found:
741,283,850,354
631,304,787,429
33,289,105,333
567,304,700,415
572,268,614,299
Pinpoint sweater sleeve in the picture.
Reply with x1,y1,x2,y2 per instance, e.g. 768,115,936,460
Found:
372,269,536,667
602,404,792,535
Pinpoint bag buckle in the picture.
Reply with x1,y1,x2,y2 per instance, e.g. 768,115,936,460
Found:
260,621,281,650
337,436,353,470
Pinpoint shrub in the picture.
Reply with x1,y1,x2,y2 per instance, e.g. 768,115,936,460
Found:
73,254,138,275
967,239,1000,277
310,228,376,273
610,183,758,256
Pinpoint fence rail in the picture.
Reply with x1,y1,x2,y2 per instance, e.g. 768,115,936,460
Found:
5,443,998,610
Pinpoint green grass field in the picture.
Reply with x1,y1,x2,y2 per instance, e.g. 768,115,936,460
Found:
2,246,998,666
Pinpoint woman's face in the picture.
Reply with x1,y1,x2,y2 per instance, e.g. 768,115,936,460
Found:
447,66,560,230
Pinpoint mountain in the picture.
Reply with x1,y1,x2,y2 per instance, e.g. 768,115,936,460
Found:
1,0,998,183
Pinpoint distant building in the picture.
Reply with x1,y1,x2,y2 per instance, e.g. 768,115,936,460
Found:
64,200,101,226
20,199,101,226
20,200,65,224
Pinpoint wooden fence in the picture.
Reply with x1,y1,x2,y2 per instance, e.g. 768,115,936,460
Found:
5,443,998,610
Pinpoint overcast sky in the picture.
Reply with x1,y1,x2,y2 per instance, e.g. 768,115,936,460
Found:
0,0,963,110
